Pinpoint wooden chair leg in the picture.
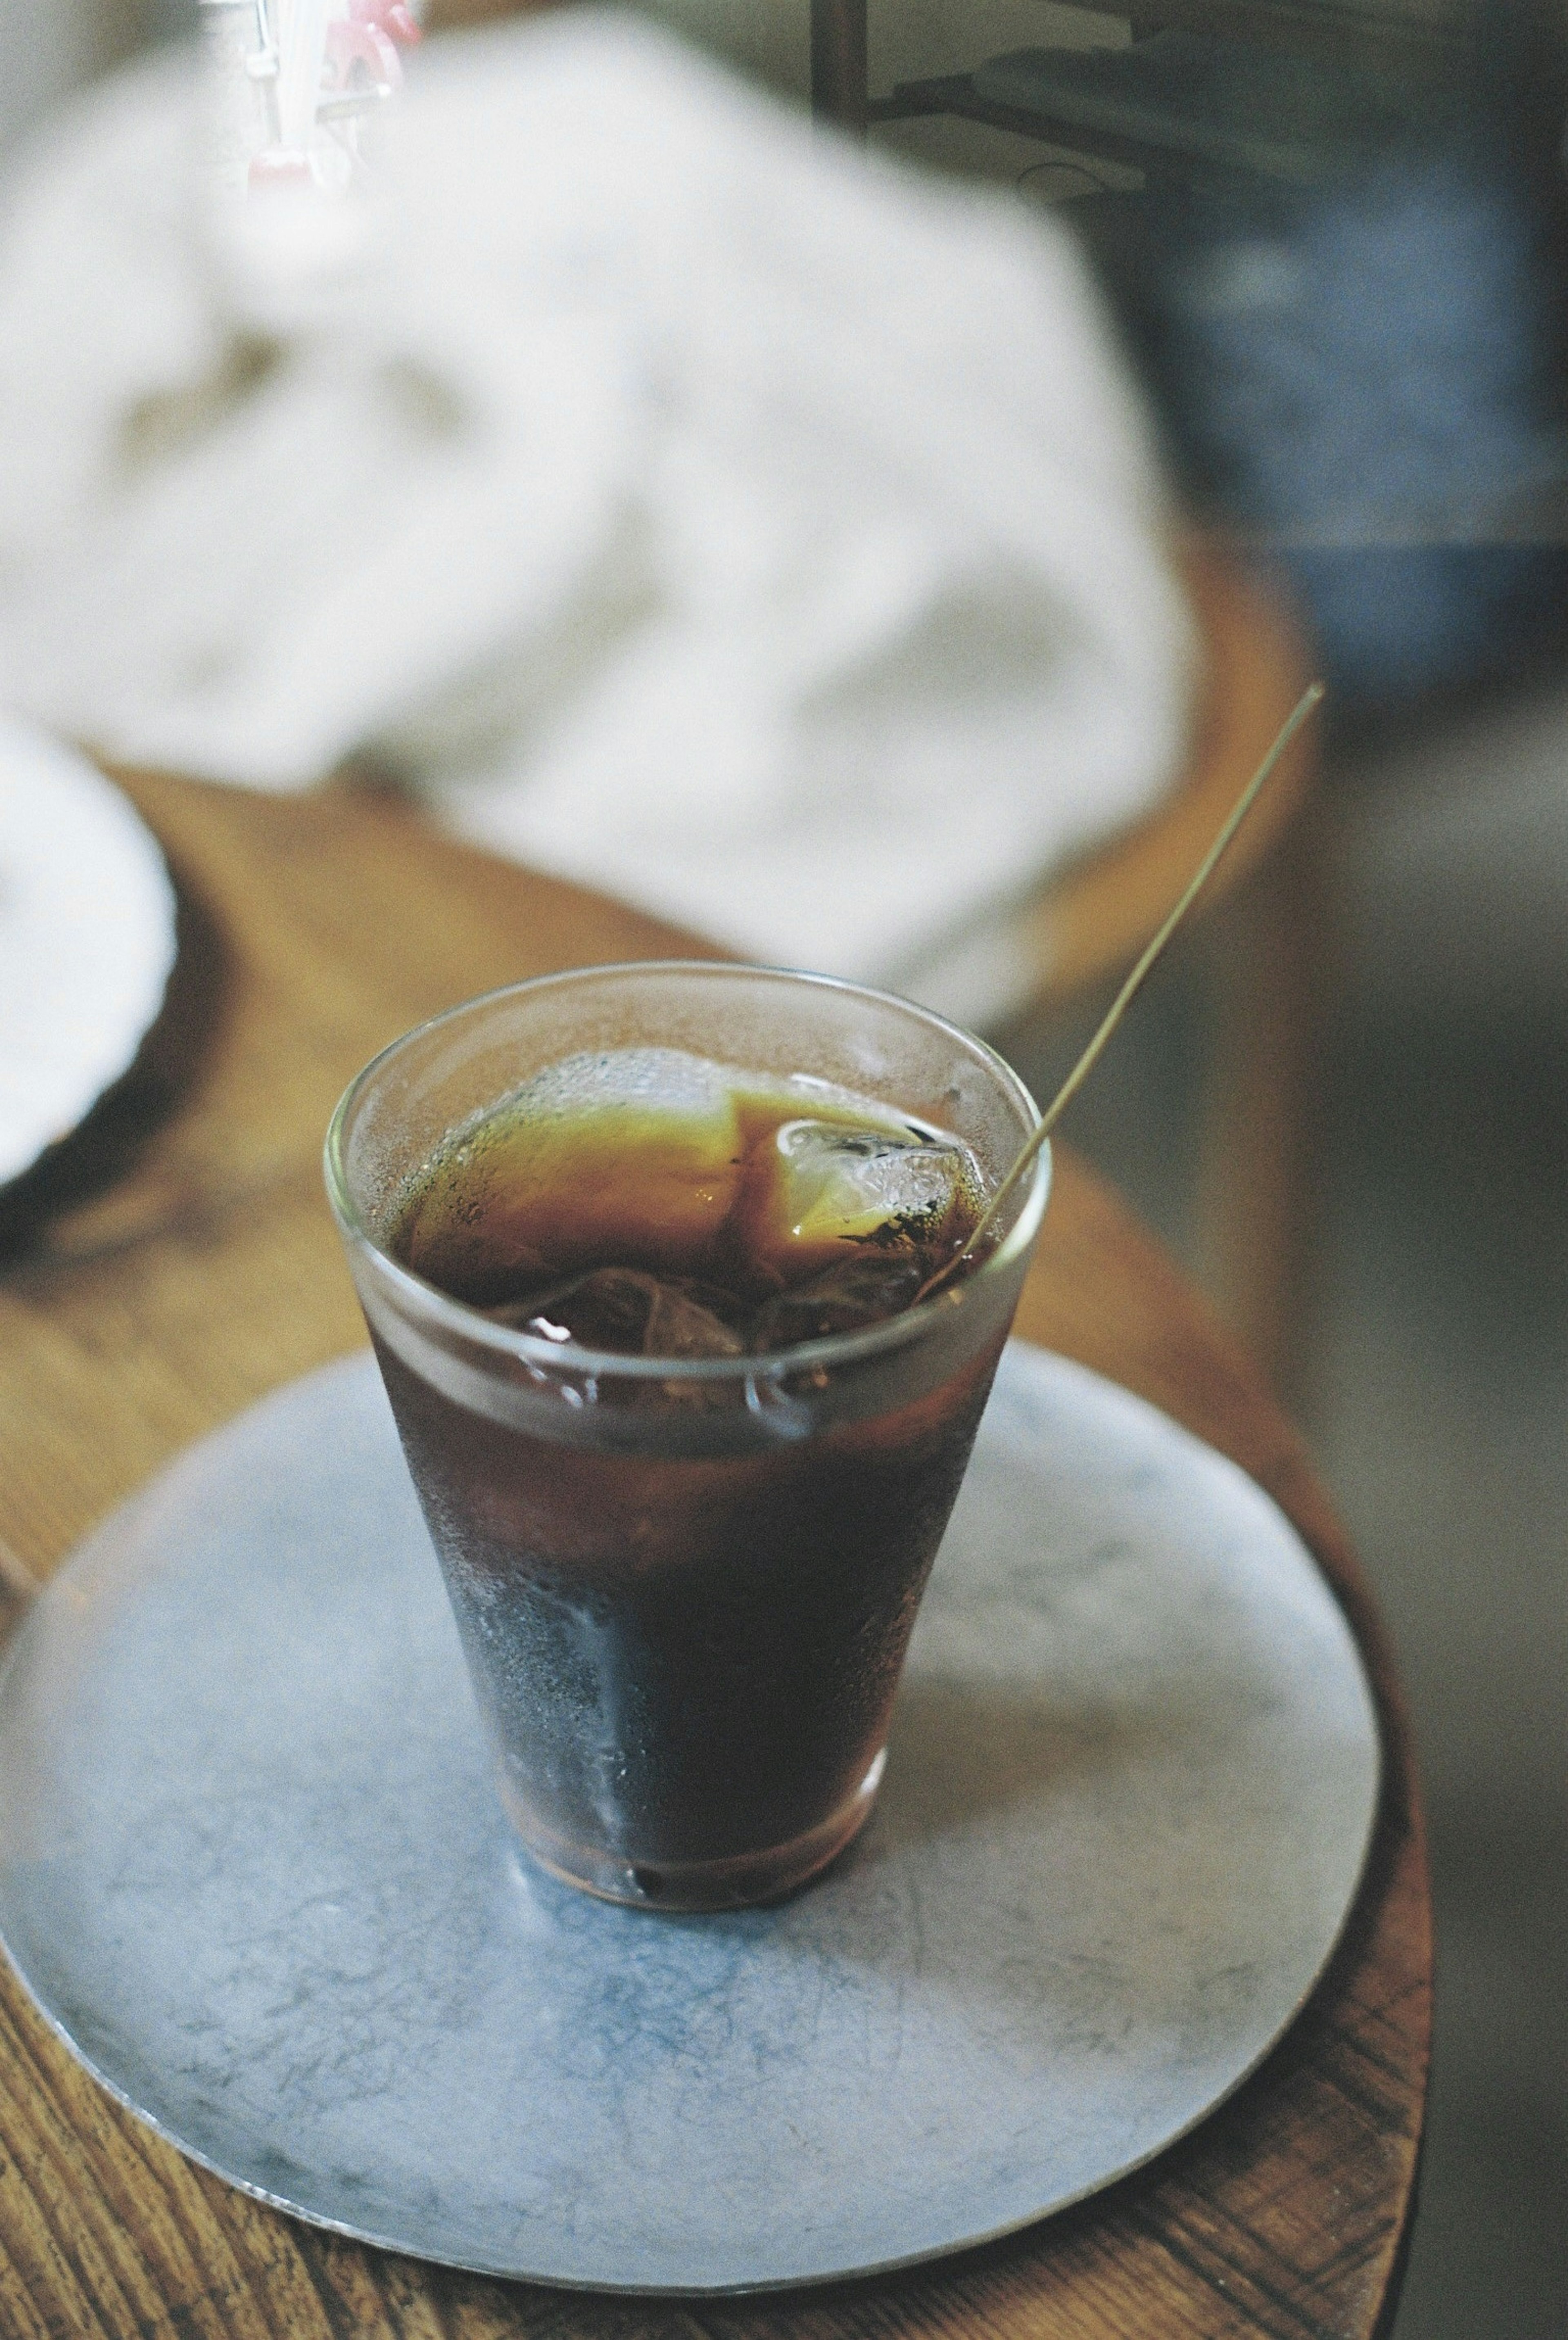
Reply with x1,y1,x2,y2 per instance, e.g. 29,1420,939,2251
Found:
1191,795,1328,1397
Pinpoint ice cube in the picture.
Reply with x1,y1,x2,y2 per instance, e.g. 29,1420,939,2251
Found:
755,1118,982,1275
491,1268,746,1360
400,1048,746,1297
752,1252,929,1349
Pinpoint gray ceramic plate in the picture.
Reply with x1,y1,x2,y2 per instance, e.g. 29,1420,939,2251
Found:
0,1345,1379,2293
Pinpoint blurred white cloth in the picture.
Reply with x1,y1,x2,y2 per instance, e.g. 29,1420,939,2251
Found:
0,11,1195,1022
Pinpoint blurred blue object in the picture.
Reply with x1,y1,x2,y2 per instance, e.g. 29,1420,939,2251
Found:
1281,542,1558,704
1154,156,1566,701
1070,59,1568,706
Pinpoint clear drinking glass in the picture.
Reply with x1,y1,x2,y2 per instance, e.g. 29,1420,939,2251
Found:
325,964,1049,1910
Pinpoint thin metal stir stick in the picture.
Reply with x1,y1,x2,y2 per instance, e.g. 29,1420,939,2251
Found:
920,679,1327,1302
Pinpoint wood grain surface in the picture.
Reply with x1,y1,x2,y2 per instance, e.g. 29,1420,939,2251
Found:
1025,542,1313,1009
0,773,1429,2339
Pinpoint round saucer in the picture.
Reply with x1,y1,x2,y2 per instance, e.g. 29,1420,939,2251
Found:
0,1344,1379,2292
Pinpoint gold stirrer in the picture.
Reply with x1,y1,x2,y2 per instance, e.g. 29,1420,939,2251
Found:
919,679,1327,1303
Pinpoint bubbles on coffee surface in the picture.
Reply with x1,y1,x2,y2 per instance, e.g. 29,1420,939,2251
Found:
391,1048,990,1356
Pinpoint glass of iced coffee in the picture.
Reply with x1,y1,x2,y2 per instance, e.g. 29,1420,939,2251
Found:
325,964,1049,1911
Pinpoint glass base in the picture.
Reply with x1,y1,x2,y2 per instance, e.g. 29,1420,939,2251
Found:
503,1750,888,1913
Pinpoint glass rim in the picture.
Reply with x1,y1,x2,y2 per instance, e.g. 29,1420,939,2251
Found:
324,961,1051,1384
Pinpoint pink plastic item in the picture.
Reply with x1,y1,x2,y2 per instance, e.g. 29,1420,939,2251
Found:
350,1,423,47
248,146,316,191
323,20,402,97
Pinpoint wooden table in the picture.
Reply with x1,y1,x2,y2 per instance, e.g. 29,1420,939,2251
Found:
0,775,1429,2340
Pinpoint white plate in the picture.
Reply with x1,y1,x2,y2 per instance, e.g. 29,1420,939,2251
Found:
0,715,176,1192
0,1343,1380,2292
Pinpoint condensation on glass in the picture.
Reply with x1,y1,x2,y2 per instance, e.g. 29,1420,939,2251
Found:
326,964,1051,1911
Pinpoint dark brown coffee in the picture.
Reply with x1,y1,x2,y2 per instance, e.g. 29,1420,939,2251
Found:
391,1046,987,1349
376,1047,1003,1905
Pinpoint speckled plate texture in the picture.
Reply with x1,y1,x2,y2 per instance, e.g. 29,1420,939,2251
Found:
0,1345,1379,2293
